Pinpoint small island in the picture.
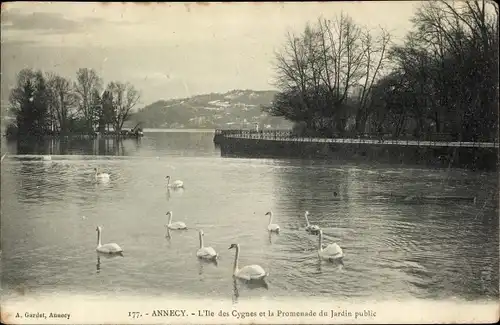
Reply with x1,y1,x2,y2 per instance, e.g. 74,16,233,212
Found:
3,68,143,141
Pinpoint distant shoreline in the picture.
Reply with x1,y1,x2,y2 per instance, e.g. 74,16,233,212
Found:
2,128,264,137
142,128,217,133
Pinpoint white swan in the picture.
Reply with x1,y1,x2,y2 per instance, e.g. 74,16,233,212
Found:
317,230,343,262
165,211,187,230
95,226,123,256
265,211,280,233
166,176,184,188
228,243,267,280
196,230,218,261
94,168,110,180
304,211,321,234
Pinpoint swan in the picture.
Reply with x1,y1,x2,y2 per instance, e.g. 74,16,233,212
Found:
95,226,123,256
265,211,280,233
196,230,218,261
94,168,110,180
317,230,343,263
166,176,184,188
165,211,187,230
304,211,321,234
228,243,267,280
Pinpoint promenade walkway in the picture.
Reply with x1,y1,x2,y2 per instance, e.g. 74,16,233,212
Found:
215,129,499,149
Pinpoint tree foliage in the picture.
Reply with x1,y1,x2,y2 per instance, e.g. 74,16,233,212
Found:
7,68,141,138
266,12,391,135
105,81,141,132
267,1,498,141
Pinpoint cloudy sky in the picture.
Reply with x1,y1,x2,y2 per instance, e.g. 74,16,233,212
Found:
1,2,420,107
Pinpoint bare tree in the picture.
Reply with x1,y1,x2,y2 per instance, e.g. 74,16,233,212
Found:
106,81,141,133
406,0,498,140
46,73,78,134
75,68,102,132
356,27,391,132
270,12,392,135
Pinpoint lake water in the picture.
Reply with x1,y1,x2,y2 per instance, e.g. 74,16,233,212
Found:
1,130,498,304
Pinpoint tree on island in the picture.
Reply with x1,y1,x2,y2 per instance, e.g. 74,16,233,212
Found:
46,73,78,134
6,67,142,138
8,69,51,138
105,81,141,133
75,68,103,133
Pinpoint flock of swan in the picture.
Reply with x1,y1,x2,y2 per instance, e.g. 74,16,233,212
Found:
93,169,344,283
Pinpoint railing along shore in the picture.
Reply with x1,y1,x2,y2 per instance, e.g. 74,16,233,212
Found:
214,129,499,149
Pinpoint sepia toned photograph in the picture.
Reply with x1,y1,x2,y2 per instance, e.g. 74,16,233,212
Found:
0,1,499,324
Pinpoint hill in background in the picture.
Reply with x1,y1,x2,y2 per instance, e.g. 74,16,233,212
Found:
130,89,293,129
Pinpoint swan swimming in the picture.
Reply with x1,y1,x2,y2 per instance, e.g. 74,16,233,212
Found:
165,211,187,230
196,230,218,261
95,226,123,256
265,211,280,233
94,168,110,180
228,243,267,280
166,176,184,188
317,230,343,263
304,211,321,234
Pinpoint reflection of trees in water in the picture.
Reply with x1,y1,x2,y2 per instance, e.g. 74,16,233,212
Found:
96,138,125,156
11,137,139,156
9,132,217,157
15,138,54,155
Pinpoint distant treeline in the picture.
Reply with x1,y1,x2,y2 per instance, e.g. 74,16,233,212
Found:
264,0,499,142
5,68,141,139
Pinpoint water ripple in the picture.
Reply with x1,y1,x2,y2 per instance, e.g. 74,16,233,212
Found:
1,133,498,301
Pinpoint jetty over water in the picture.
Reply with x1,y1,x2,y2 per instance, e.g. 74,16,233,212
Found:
214,129,499,149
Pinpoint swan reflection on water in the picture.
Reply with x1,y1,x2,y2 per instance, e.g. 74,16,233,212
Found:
165,187,185,199
232,276,269,304
198,258,219,275
96,252,123,273
316,255,344,273
268,231,279,244
165,227,172,239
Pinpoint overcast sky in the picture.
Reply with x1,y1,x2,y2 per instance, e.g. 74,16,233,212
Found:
1,2,420,106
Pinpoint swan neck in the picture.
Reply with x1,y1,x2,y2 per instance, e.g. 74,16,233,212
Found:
305,213,310,226
168,214,173,225
268,213,272,225
199,233,204,248
233,245,240,274
97,229,102,247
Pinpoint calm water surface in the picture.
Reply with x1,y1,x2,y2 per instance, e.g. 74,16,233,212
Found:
1,131,498,302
